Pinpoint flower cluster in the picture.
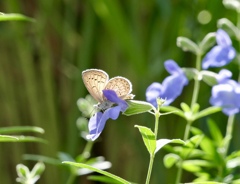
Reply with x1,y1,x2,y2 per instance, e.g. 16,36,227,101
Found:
202,29,236,69
146,60,188,107
210,69,240,115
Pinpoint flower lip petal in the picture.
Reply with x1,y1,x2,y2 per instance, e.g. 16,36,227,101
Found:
103,90,128,111
86,105,122,141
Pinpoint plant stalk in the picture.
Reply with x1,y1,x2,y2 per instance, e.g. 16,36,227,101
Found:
145,109,160,184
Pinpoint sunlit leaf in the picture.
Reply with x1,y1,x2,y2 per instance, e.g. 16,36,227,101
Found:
135,125,156,155
88,175,124,184
124,100,153,116
63,162,131,184
0,13,34,22
199,32,216,54
0,135,18,142
160,106,185,119
163,153,180,168
207,119,223,146
177,37,200,54
193,107,222,121
155,139,184,154
0,126,44,134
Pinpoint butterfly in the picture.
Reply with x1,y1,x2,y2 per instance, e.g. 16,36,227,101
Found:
82,69,134,110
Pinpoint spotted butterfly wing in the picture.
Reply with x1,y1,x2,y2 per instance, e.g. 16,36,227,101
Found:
104,77,134,100
82,69,109,102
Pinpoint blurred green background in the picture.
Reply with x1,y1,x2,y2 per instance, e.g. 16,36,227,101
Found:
0,0,239,183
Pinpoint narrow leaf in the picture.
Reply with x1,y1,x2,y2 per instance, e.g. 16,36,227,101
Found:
163,153,180,168
200,70,218,86
199,32,216,54
124,100,153,116
135,125,156,155
160,106,185,119
63,162,131,184
2,136,47,143
0,13,34,22
193,106,222,121
207,119,223,146
0,135,18,142
0,126,44,134
177,37,199,54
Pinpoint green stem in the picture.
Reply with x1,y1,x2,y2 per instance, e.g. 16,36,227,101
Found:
191,54,201,109
145,109,160,184
175,53,202,184
66,173,76,184
145,155,155,184
175,120,192,184
223,115,235,157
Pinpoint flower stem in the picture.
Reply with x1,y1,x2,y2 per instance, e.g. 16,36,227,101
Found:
145,155,155,184
145,109,160,184
223,115,235,157
175,53,202,184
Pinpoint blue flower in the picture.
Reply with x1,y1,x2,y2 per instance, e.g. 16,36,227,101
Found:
202,29,236,69
146,60,188,107
86,90,128,141
210,69,240,115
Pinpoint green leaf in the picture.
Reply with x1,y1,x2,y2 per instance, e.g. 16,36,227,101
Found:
207,119,223,146
160,106,185,119
186,182,227,184
0,13,34,22
0,135,18,142
16,164,30,178
193,106,222,121
0,126,44,134
31,162,45,177
155,139,184,154
200,70,218,86
14,136,47,143
135,125,156,155
199,32,216,54
124,100,153,116
23,154,62,166
177,37,200,54
185,135,204,148
180,103,191,112
62,162,131,184
182,160,215,172
217,18,238,38
182,68,199,80
227,157,240,169
223,0,240,13
88,175,124,184
163,153,180,168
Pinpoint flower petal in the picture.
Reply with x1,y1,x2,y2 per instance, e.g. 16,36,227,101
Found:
216,29,232,46
210,82,240,116
86,106,122,141
161,73,188,105
202,46,236,69
146,82,162,107
103,90,128,111
87,112,104,141
216,69,232,83
164,60,182,75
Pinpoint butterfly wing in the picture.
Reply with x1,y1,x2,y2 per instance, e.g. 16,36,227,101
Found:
82,69,109,102
104,76,134,100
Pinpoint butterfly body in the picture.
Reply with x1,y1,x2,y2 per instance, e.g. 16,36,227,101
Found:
82,69,134,110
